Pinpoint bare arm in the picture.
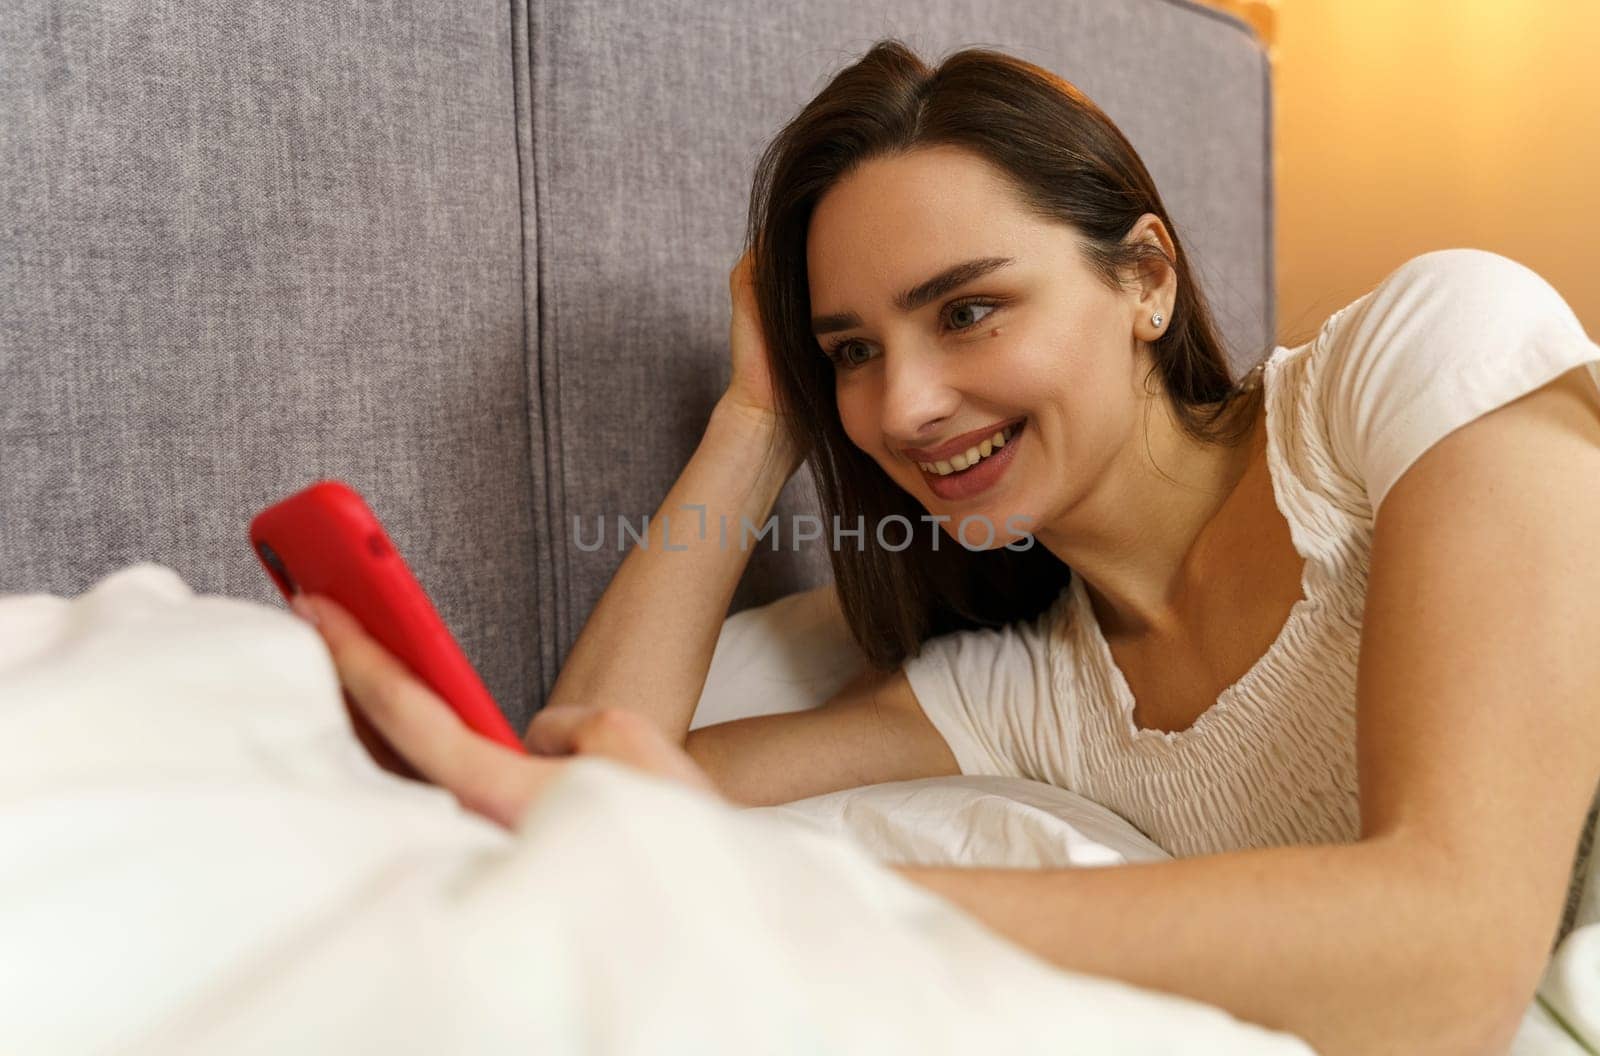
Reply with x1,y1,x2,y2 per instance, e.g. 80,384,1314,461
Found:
895,838,1500,1056
537,396,802,746
685,664,961,807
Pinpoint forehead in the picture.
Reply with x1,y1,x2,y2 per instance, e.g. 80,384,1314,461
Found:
806,146,1039,297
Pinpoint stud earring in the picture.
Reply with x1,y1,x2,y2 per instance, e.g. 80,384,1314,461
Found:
1151,312,1164,328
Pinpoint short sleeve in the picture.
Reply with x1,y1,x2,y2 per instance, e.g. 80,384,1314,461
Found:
1317,248,1600,517
900,602,1061,781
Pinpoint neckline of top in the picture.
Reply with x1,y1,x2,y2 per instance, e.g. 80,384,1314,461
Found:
1060,344,1320,746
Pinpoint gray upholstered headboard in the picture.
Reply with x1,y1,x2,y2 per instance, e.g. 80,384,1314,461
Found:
0,0,1273,731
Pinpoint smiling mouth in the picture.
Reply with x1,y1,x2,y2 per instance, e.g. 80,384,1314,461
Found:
915,419,1025,476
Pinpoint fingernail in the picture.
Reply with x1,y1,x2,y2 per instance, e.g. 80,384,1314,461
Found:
290,595,320,626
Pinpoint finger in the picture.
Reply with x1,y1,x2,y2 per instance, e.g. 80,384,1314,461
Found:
525,704,667,759
455,751,570,830
297,593,518,796
523,703,611,756
563,708,718,795
342,689,424,781
564,707,654,757
527,706,713,792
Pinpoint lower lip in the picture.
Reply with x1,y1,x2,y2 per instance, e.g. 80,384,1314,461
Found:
919,419,1026,502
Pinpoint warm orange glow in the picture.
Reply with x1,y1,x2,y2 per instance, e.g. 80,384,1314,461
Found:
1204,0,1599,344
1202,0,1278,52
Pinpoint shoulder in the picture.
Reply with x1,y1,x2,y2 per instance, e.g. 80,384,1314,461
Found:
899,583,1077,782
1316,248,1581,389
903,582,1074,705
1321,248,1583,370
1369,247,1563,299
1306,249,1595,514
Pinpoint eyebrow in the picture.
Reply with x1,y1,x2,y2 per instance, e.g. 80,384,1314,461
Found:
810,256,1016,337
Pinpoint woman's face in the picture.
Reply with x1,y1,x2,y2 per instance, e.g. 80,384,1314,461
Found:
806,144,1156,548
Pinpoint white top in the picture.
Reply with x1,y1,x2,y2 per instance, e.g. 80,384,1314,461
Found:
902,248,1600,943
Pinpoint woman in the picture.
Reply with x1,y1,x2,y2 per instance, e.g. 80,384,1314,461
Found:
291,40,1600,1056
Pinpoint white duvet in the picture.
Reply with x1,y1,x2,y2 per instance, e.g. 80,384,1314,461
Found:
0,565,1587,1053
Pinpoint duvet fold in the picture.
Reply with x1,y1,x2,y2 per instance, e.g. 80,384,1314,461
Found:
0,562,1341,1053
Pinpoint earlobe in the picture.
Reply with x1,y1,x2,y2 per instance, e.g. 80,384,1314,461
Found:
1133,305,1168,346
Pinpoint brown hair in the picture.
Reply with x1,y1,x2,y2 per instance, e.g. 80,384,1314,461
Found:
742,38,1266,670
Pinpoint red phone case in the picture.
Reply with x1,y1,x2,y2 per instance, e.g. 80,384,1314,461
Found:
248,479,526,754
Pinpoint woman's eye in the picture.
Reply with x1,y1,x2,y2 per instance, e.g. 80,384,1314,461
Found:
947,300,1000,330
825,337,874,368
826,299,1002,370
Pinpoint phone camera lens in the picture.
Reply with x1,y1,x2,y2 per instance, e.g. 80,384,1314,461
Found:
256,541,297,595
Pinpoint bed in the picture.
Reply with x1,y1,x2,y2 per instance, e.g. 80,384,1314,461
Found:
8,0,1585,1051
3,566,1596,1051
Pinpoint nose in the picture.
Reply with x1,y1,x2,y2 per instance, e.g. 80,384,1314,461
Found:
879,343,960,455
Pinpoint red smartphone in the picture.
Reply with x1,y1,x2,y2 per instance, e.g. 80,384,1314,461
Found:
249,479,527,754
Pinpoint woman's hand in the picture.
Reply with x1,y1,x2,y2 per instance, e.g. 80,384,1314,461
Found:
523,703,719,797
289,593,721,829
290,593,563,829
720,247,805,472
723,247,782,424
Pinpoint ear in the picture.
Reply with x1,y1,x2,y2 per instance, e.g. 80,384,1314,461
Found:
1123,213,1178,342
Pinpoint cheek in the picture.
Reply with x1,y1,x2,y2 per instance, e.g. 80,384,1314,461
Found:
1000,341,1108,447
1034,325,1126,403
1042,358,1138,465
834,387,877,453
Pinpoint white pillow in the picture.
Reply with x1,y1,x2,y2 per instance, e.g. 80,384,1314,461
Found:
754,775,1172,870
694,585,1171,871
690,582,866,730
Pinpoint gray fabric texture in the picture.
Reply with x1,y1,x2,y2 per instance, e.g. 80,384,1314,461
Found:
2,0,1273,730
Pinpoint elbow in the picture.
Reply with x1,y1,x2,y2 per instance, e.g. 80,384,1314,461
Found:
1405,927,1546,1056
1470,959,1549,1056
1446,991,1540,1056
1285,925,1540,1056
1344,836,1554,1056
1398,963,1540,1056
1469,908,1569,1055
1292,985,1531,1056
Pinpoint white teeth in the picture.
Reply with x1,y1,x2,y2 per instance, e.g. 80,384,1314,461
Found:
919,421,1022,476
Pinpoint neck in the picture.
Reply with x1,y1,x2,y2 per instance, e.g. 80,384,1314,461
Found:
1033,391,1264,639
